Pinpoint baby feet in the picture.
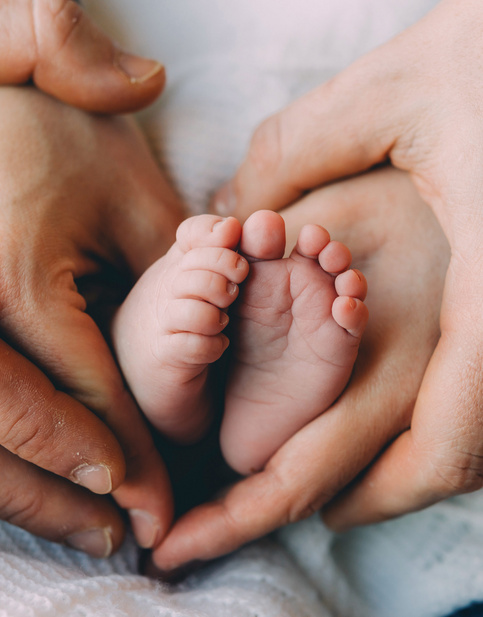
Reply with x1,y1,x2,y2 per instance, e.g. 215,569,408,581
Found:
220,210,368,474
112,215,249,443
113,210,367,472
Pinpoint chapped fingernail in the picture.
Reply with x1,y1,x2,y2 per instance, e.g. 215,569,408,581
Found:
71,463,112,494
214,181,236,215
116,52,164,84
129,509,162,549
65,527,113,558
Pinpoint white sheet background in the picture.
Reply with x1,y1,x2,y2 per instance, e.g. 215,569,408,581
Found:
3,1,483,616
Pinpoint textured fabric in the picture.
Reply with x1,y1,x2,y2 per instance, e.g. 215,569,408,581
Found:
3,1,483,615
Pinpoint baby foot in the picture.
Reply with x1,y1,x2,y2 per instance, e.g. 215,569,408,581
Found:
112,215,249,443
220,210,368,474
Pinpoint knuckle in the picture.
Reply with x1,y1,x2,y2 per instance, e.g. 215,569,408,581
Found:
287,494,328,524
265,465,332,525
247,114,284,176
0,391,57,463
1,488,45,528
35,0,84,55
429,450,483,495
4,415,55,463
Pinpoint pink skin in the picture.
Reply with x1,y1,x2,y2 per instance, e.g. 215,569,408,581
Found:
112,215,249,444
221,210,368,475
114,209,366,478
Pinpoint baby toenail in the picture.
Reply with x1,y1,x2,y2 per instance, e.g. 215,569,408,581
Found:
213,218,227,231
348,298,357,310
236,256,247,269
226,281,238,295
219,312,229,326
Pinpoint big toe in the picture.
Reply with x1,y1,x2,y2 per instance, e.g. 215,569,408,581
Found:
240,210,286,261
176,215,242,252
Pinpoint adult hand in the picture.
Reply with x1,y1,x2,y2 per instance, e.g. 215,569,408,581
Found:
0,0,165,113
212,0,483,524
0,86,183,557
153,167,450,570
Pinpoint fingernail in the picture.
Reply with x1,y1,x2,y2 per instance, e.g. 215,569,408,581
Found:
226,281,238,295
71,464,112,494
214,181,236,215
220,312,229,326
116,52,164,84
129,509,162,549
65,527,113,558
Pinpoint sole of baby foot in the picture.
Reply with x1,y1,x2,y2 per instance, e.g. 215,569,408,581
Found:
220,210,368,474
113,215,249,444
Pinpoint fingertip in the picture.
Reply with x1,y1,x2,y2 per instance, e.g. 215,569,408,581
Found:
211,181,237,217
33,1,166,113
115,53,165,86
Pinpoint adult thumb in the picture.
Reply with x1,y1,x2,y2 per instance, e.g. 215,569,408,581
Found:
2,0,165,113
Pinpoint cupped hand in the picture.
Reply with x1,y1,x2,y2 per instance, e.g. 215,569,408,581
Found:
0,85,183,556
0,0,164,113
212,0,483,525
152,166,450,570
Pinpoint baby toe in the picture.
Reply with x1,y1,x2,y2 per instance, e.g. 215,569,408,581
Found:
240,210,286,261
332,296,369,339
173,270,239,309
166,299,229,336
319,240,352,274
293,223,331,258
170,332,230,366
181,247,249,284
334,269,367,301
176,215,242,253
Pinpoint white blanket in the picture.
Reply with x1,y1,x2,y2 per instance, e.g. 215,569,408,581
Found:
3,1,483,615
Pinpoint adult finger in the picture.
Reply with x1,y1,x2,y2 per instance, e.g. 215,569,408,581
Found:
151,361,412,570
152,167,449,570
324,268,483,528
1,0,165,113
151,257,430,570
0,338,125,492
211,1,450,220
3,298,174,551
0,446,124,558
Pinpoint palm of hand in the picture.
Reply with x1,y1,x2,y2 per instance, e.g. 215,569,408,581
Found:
152,166,450,569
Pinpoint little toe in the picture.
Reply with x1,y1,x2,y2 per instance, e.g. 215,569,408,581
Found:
319,240,352,274
176,215,242,252
240,210,286,261
335,269,367,301
172,270,239,309
332,296,369,339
